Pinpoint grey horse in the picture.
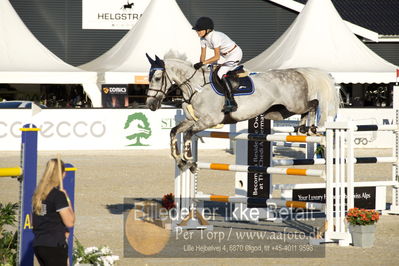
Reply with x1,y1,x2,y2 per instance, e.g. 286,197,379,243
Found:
146,52,340,170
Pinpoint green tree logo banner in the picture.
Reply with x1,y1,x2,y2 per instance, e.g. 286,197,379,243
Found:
124,112,152,146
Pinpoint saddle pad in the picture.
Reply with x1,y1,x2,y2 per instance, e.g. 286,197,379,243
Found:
210,73,255,96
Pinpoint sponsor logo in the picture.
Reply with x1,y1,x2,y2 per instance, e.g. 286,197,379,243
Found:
160,118,176,130
97,13,142,21
124,112,152,146
0,121,106,138
103,86,127,94
82,0,151,30
121,1,134,10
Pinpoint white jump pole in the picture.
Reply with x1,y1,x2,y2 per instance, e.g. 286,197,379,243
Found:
391,84,399,213
196,162,324,177
196,131,325,144
323,119,352,246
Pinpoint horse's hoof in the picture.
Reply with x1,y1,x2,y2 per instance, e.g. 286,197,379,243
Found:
178,164,189,171
297,125,308,135
183,154,193,161
177,160,190,171
176,160,185,169
309,125,318,136
189,162,198,173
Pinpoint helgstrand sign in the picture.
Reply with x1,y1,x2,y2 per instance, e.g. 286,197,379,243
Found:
82,0,151,30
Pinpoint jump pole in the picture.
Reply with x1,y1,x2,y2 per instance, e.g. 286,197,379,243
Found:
65,164,76,266
173,112,212,230
0,167,23,177
18,125,39,266
196,162,324,177
196,131,325,144
391,83,399,213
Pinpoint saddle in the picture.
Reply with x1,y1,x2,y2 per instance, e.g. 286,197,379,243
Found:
210,65,255,96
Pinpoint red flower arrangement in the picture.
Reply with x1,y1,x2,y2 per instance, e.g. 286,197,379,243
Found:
346,208,380,226
161,193,176,210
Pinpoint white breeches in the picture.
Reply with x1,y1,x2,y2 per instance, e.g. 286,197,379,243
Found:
217,46,243,79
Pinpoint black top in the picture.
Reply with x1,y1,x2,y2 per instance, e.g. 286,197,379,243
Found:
32,188,69,247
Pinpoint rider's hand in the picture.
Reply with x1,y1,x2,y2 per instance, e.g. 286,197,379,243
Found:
194,62,203,70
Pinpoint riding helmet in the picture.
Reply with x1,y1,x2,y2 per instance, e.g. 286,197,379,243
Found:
192,17,214,31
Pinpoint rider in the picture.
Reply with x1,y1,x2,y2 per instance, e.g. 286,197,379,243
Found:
192,17,243,113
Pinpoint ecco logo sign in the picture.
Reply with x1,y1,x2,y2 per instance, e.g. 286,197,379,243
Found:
0,121,106,138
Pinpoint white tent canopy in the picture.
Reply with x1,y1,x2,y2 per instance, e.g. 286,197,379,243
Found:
245,0,398,83
0,0,101,106
80,0,201,84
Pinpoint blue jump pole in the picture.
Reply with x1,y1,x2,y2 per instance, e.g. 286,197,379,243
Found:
64,163,76,266
18,124,39,266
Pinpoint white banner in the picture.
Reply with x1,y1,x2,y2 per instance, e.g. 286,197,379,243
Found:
0,109,231,151
82,0,151,30
337,108,396,148
0,108,394,151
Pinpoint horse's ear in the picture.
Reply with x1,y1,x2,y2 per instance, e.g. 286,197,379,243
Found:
155,55,165,68
146,53,156,66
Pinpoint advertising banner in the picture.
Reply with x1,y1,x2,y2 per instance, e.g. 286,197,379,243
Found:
0,109,230,151
292,187,377,209
337,108,396,148
247,115,271,206
82,0,151,30
102,84,128,108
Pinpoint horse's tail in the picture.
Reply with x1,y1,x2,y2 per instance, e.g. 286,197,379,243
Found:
296,68,340,127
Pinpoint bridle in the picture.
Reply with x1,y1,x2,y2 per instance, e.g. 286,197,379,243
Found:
147,67,172,99
147,66,209,104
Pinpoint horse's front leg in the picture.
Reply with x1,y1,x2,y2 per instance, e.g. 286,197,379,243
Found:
297,113,309,135
297,114,318,135
170,129,180,160
184,128,215,173
182,129,195,162
298,99,319,135
306,99,319,135
307,100,319,135
170,120,195,169
184,119,223,172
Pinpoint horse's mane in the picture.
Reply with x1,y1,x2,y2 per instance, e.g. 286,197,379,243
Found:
163,50,192,66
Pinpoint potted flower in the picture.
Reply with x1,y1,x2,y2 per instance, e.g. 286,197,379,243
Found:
160,193,176,230
73,239,119,266
346,208,380,248
0,202,19,266
161,193,176,211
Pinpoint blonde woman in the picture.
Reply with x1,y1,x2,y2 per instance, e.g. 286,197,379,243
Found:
32,159,75,266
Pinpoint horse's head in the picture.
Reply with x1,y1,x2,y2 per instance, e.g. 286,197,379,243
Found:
145,54,172,111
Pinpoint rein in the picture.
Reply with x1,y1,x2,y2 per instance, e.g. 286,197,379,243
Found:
148,66,210,104
177,68,210,103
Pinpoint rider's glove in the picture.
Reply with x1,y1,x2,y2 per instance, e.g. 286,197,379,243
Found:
194,62,203,70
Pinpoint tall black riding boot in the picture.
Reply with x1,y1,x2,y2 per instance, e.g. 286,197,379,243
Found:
221,77,238,113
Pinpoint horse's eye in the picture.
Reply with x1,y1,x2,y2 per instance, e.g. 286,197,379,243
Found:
154,77,161,82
